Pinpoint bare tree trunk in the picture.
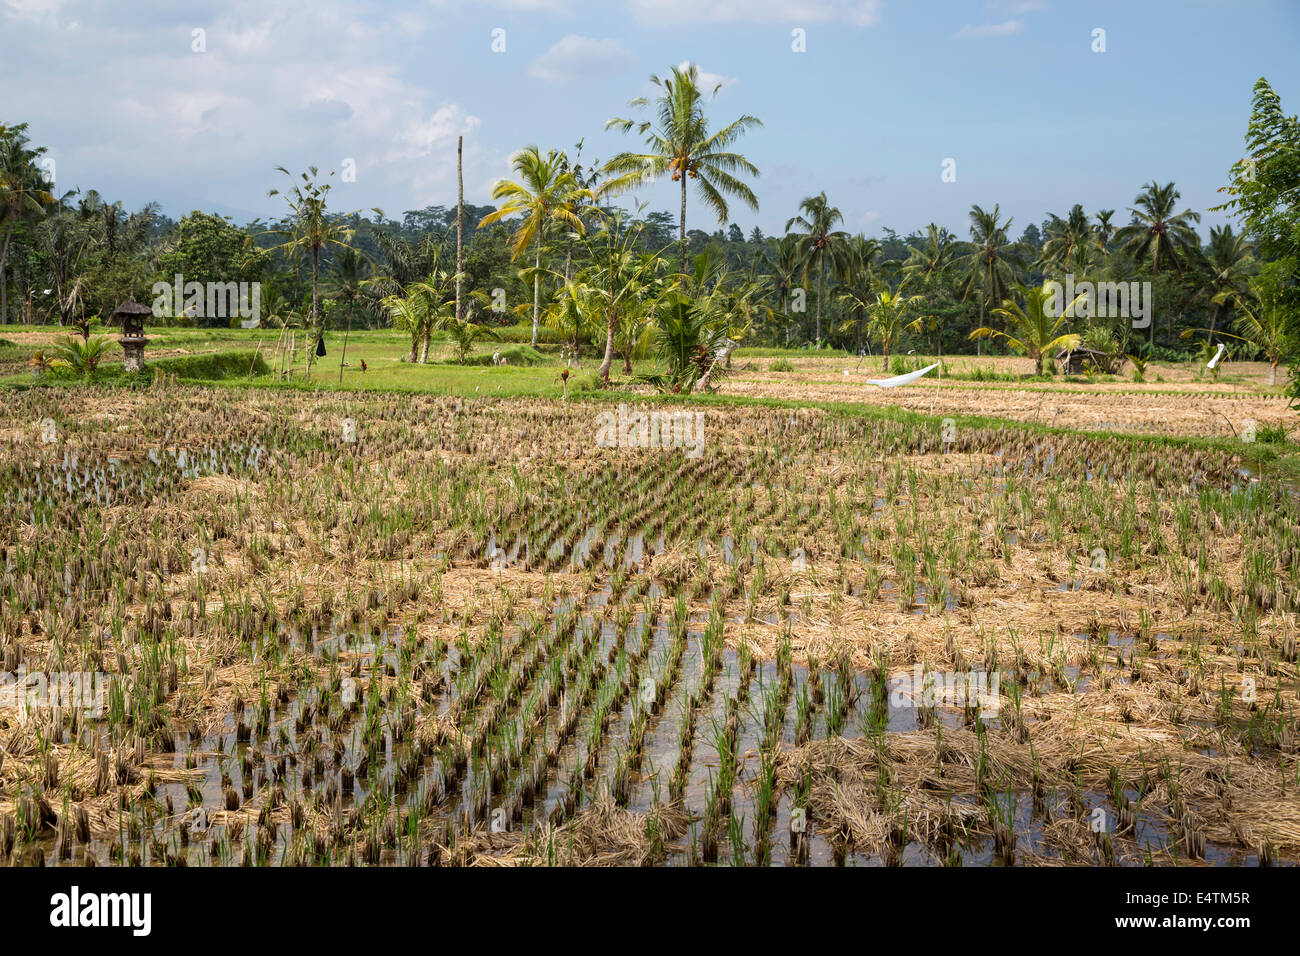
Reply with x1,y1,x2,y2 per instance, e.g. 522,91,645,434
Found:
339,308,352,384
456,135,464,323
679,174,688,277
307,250,320,381
531,244,540,347
0,219,13,325
815,255,824,343
598,303,615,382
1269,361,1277,387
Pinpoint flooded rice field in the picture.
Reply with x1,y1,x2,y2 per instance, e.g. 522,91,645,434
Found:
1,386,1297,866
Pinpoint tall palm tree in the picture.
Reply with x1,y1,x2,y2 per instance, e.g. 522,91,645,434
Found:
268,166,362,375
1200,224,1255,345
785,192,850,343
765,234,804,340
477,145,586,348
1037,204,1099,275
326,246,372,382
903,224,958,286
0,123,56,323
959,204,1024,356
838,235,883,353
1094,209,1116,250
0,123,55,323
971,282,1086,375
603,63,762,277
1115,181,1202,343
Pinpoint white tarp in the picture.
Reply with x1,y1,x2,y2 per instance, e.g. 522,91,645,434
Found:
1206,342,1227,370
866,362,940,388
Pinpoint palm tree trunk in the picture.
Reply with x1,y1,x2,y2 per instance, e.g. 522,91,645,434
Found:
456,135,464,323
0,218,13,325
598,305,615,382
1207,302,1218,346
339,307,352,384
1269,361,1277,387
531,243,541,347
976,291,984,357
1149,245,1159,347
815,256,825,343
419,323,430,364
679,173,688,278
308,249,320,380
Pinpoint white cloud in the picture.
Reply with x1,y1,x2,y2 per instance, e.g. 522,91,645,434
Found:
984,0,1045,13
424,0,575,12
627,0,881,26
0,1,500,217
3,0,67,22
678,60,738,93
858,209,881,226
954,19,1024,38
529,35,632,82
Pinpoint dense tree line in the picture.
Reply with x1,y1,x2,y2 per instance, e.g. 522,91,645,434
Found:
1,74,1295,395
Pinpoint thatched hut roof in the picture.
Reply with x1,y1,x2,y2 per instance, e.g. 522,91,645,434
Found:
109,299,152,324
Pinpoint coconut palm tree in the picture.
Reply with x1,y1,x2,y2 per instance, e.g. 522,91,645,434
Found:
1115,180,1202,344
838,236,883,354
0,123,56,323
765,234,804,342
545,279,602,362
1037,204,1099,275
1094,209,1116,250
1186,271,1291,386
477,146,587,348
268,166,365,377
326,246,372,382
853,284,924,370
971,282,1087,376
903,224,958,286
582,210,662,382
1200,224,1255,345
959,204,1024,356
405,258,461,364
603,63,762,277
786,192,851,344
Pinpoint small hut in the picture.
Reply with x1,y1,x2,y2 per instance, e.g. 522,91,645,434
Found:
110,299,152,372
1055,346,1115,375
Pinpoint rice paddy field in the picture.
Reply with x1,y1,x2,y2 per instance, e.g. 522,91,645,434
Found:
2,368,1298,868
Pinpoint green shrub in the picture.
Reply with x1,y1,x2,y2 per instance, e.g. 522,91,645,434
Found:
1256,423,1292,444
455,345,546,366
493,322,565,345
151,350,270,380
769,358,794,372
568,370,604,394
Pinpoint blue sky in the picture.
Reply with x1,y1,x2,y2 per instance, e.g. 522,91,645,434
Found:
2,0,1297,240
